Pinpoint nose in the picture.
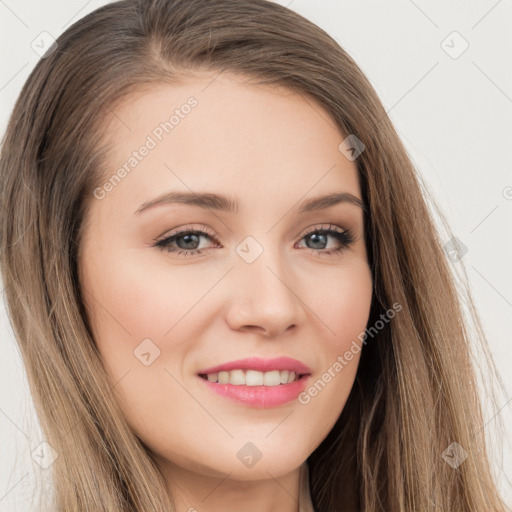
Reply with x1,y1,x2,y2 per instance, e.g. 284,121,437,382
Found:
225,243,304,337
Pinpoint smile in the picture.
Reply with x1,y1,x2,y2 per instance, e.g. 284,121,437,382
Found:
199,369,304,386
197,372,311,408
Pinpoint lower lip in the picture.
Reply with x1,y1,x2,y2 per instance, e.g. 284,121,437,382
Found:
198,375,311,408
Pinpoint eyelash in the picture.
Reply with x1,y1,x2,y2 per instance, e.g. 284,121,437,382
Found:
152,223,356,258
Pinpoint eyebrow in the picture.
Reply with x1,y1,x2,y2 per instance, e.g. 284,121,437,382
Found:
134,191,366,215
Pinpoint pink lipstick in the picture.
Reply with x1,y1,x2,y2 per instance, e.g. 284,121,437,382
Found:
197,356,312,408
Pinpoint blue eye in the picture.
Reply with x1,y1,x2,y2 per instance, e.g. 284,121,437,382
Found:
298,225,356,256
153,223,356,258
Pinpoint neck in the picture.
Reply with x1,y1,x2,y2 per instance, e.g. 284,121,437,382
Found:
156,458,311,512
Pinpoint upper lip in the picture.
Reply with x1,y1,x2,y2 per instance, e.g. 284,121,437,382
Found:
198,357,312,375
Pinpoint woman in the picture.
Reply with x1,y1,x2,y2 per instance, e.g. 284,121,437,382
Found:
0,0,507,510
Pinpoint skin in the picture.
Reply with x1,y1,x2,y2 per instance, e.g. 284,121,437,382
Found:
78,71,373,512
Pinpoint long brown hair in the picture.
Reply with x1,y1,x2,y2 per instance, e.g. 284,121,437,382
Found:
0,0,507,510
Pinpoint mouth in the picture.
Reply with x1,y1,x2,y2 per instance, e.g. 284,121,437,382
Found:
195,356,312,407
198,369,310,386
196,369,312,408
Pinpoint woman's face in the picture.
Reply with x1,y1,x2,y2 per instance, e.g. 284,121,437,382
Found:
78,71,372,490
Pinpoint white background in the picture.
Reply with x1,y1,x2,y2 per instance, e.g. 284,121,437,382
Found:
1,1,511,510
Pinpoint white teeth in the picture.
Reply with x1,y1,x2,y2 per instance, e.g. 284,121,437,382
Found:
218,371,229,384
202,369,300,385
229,369,245,385
246,370,264,386
263,370,281,386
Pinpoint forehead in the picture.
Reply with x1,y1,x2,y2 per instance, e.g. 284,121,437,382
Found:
92,72,362,220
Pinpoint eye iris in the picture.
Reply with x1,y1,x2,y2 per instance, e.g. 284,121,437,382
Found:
307,232,327,249
177,233,200,250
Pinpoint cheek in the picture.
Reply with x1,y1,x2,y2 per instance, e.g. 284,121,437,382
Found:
291,263,372,441
310,262,373,349
80,251,213,351
78,252,218,422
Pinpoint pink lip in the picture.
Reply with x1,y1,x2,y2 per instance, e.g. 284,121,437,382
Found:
197,356,312,375
198,375,312,408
